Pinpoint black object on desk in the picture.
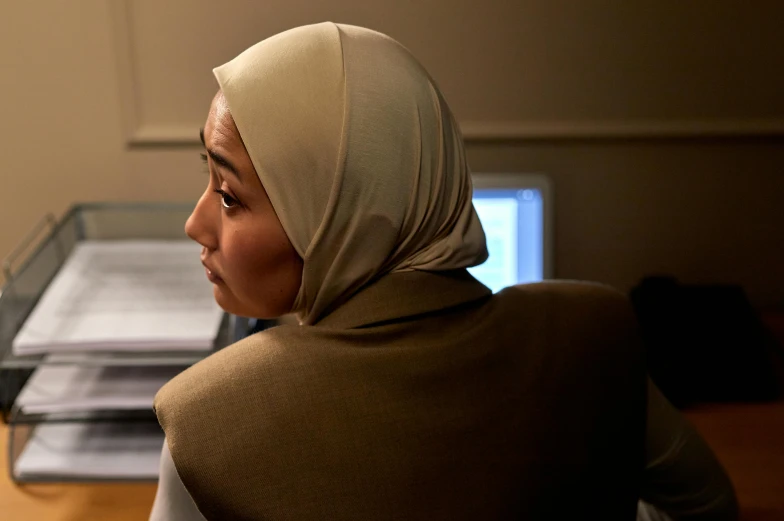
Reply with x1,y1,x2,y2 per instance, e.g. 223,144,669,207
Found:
630,276,779,408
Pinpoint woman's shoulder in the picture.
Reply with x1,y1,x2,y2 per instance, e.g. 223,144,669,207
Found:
501,279,627,301
492,280,640,352
497,280,632,318
153,325,311,425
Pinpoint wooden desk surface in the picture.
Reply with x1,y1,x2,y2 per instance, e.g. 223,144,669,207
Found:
0,423,157,521
685,400,784,521
2,402,783,521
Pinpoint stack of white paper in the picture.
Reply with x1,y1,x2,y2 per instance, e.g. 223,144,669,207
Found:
15,360,185,415
12,240,224,355
14,422,164,480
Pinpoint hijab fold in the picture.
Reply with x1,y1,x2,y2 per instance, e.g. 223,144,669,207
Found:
214,22,487,325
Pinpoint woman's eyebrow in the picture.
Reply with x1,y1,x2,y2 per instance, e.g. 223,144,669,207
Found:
199,127,242,182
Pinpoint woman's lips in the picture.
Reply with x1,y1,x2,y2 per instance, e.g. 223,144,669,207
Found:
202,263,223,284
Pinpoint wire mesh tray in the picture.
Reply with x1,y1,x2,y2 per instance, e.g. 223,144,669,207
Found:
0,203,247,419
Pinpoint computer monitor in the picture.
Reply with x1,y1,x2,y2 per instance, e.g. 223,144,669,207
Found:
468,173,553,293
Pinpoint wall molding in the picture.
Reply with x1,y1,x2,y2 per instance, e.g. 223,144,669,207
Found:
460,119,784,141
127,120,784,146
110,0,143,146
110,1,784,146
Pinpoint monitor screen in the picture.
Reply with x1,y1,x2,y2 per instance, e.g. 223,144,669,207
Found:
468,175,550,293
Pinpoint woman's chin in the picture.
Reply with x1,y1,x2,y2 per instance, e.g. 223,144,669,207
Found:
211,284,289,320
212,285,235,314
212,285,254,318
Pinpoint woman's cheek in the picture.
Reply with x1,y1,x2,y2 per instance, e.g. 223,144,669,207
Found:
229,229,269,281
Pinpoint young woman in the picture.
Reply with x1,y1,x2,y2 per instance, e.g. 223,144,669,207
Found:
150,22,737,521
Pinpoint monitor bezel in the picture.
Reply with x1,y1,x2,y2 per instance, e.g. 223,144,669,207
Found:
471,173,554,280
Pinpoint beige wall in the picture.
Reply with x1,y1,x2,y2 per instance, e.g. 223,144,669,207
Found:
1,1,783,306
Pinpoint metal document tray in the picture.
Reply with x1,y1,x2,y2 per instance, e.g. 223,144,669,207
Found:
0,203,246,483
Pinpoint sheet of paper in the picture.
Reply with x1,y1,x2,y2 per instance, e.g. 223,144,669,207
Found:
14,422,164,480
16,361,185,414
13,240,224,355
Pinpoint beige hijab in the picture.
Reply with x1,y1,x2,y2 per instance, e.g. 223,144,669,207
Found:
214,22,487,325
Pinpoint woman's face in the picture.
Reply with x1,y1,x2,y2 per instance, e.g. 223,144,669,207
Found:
185,91,303,319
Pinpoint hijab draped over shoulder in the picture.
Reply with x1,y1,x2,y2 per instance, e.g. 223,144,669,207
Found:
213,22,488,325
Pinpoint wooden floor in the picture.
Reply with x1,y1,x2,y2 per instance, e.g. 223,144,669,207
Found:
1,402,783,521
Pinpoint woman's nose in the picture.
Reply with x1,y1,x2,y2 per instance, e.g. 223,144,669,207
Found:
185,191,218,251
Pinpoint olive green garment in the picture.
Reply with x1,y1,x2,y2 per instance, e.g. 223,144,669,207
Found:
155,270,646,520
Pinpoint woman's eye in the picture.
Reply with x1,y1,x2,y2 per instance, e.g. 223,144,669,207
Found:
214,189,238,209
